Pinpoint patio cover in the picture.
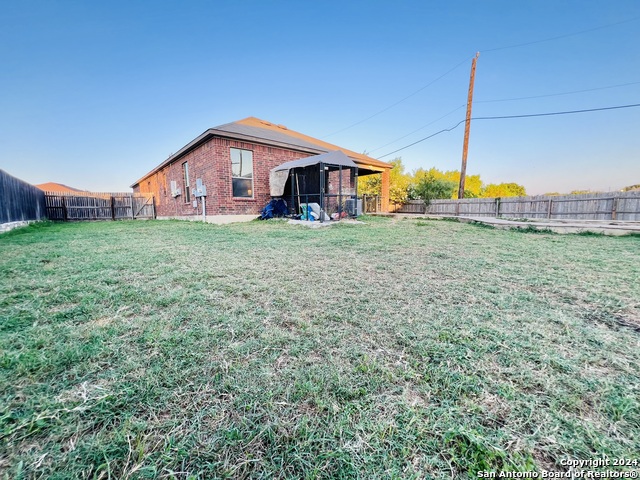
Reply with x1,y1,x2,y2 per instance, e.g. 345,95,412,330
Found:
270,150,358,197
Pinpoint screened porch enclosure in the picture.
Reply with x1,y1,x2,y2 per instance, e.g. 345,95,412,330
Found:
270,151,363,220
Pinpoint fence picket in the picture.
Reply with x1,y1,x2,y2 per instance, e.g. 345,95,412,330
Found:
0,169,47,224
43,192,155,221
364,191,640,221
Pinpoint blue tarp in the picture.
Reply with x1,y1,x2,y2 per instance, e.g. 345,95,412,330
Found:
259,198,288,220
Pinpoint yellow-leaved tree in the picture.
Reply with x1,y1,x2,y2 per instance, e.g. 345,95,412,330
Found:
358,158,411,205
481,183,526,198
409,168,482,199
359,157,526,203
441,170,483,198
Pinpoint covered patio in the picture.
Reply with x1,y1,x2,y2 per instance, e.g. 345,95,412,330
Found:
269,150,383,221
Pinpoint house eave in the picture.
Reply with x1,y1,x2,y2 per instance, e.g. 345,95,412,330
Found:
131,129,330,188
131,129,392,188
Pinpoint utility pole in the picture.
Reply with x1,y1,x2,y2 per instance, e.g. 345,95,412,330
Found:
458,52,479,199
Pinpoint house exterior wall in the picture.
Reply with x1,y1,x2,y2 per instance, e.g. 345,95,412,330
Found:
134,137,311,217
327,169,355,196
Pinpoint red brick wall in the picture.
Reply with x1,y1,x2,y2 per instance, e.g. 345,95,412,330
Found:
324,169,356,216
327,169,355,195
134,137,312,216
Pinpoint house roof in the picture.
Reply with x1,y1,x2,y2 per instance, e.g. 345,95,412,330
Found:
36,182,84,193
227,117,390,169
131,117,391,187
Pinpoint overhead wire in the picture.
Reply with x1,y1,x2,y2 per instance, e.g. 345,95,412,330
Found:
376,102,640,159
377,119,467,159
480,15,640,53
367,104,466,154
372,82,640,154
476,80,640,103
341,15,640,156
320,56,473,139
473,103,640,120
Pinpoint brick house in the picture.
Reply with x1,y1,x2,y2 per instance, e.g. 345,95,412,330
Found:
130,117,392,222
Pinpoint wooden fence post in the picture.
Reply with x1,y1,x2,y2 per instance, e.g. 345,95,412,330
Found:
62,196,68,221
611,197,618,220
495,198,500,217
547,199,553,219
111,196,116,220
130,195,134,219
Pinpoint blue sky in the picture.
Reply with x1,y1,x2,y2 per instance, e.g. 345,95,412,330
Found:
1,0,638,194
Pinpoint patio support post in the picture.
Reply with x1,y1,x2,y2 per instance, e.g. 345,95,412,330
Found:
338,165,343,218
355,168,359,214
290,169,294,215
319,162,325,223
381,169,390,213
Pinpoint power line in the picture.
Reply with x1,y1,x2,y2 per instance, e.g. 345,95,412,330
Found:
377,119,467,159
474,103,640,120
481,16,640,53
476,81,640,103
376,102,640,159
367,104,466,153
321,56,472,139
325,15,640,141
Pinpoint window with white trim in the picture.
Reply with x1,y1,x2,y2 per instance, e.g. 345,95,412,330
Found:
230,148,253,198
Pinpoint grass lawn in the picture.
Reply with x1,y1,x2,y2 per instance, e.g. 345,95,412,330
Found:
1,217,639,479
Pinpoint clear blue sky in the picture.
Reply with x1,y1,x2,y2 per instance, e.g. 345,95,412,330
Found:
1,0,639,195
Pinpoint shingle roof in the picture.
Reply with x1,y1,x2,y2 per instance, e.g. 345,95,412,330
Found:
35,182,84,193
215,119,325,152
131,117,391,187
222,117,391,170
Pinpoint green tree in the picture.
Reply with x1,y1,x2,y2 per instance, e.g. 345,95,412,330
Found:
361,161,526,204
412,172,457,210
358,157,411,204
570,190,595,195
408,168,482,199
387,158,411,204
441,171,483,198
481,183,526,198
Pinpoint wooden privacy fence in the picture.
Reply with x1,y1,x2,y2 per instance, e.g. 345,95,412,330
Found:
386,191,640,221
44,192,155,221
1,169,46,225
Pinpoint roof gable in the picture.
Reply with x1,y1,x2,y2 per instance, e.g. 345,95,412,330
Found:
131,117,391,187
225,117,390,169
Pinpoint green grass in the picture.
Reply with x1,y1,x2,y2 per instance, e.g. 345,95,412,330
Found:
1,217,639,479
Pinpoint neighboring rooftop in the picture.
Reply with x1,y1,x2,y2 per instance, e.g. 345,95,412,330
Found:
132,117,392,187
36,182,84,193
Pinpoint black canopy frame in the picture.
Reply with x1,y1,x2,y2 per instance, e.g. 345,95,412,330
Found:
271,151,360,222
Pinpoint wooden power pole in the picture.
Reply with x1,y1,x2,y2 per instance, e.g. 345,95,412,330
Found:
458,52,479,200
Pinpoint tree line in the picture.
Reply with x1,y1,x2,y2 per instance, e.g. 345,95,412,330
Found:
359,158,527,205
